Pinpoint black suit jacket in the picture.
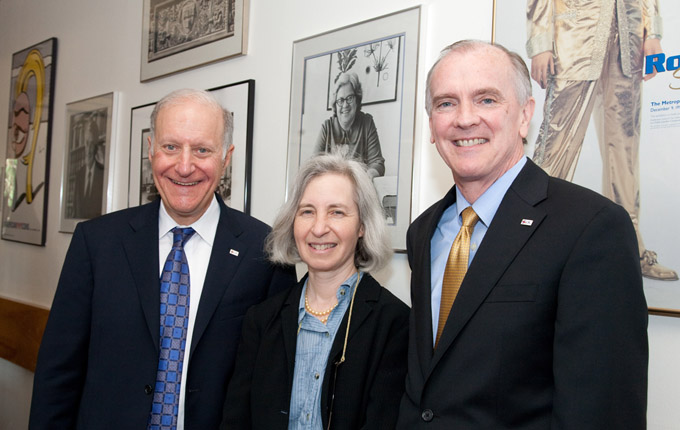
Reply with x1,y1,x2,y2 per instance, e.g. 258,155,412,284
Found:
222,273,409,429
397,160,648,429
29,195,296,429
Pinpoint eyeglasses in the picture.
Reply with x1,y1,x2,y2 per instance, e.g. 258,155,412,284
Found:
335,94,356,107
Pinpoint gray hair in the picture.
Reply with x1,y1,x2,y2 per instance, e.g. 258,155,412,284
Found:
425,40,532,116
266,153,392,273
331,72,363,116
149,88,234,158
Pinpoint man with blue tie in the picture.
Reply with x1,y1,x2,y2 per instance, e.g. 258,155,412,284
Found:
397,40,648,429
29,89,296,430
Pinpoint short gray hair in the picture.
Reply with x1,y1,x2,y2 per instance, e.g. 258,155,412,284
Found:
425,40,532,116
149,88,233,158
331,72,363,116
266,153,392,273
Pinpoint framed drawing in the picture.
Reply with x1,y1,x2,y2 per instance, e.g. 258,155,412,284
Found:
2,38,57,246
287,7,421,251
128,80,255,213
140,0,249,81
59,92,117,233
493,1,680,316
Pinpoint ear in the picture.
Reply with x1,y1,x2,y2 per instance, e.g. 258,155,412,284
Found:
222,144,235,172
519,97,536,139
358,224,365,238
429,116,436,144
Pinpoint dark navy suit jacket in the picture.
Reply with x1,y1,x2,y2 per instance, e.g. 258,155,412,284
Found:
30,195,296,429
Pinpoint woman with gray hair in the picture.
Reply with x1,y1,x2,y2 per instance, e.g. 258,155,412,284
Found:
315,72,386,180
222,154,408,429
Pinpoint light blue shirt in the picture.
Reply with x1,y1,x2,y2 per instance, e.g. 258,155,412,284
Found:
288,272,360,429
430,157,527,345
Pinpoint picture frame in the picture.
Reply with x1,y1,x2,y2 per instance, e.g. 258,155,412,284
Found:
59,92,117,233
128,80,255,213
492,1,680,316
1,37,58,246
140,0,249,82
287,7,421,251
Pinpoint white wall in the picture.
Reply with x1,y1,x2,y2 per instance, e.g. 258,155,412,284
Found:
0,1,676,429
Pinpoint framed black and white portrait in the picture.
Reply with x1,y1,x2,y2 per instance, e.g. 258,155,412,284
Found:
59,92,117,233
287,7,421,251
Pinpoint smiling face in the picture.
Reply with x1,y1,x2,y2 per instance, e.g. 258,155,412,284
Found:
335,84,357,131
294,173,364,279
148,98,232,225
428,45,534,201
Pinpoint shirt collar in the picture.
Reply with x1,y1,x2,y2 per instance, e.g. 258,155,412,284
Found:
455,156,527,227
158,194,220,245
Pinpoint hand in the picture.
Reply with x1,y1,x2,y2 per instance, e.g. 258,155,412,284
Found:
531,51,555,89
643,38,662,81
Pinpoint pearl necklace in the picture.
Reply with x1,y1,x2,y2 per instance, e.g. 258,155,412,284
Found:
305,293,338,324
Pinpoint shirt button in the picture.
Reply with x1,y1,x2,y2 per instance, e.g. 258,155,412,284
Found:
325,332,330,338
340,290,346,296
315,372,320,379
421,409,434,422
144,384,153,395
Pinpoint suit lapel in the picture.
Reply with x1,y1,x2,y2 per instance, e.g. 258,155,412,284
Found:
430,161,549,370
190,198,245,354
414,187,458,376
281,281,304,393
124,200,162,349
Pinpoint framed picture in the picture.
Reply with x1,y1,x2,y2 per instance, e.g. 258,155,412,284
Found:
140,0,249,81
493,1,680,316
287,7,421,251
1,38,57,246
128,80,255,213
59,92,117,233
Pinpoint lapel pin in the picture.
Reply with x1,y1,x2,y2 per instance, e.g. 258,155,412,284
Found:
229,249,240,256
520,219,533,226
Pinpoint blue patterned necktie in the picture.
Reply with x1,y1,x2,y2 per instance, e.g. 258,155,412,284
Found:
148,227,195,430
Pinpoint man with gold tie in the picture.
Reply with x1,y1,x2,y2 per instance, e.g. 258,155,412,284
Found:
397,40,648,429
527,0,676,280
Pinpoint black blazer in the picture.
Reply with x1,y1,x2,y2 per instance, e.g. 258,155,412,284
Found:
397,160,648,429
29,195,296,430
222,273,409,429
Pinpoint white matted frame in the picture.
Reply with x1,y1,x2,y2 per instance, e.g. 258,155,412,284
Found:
140,0,249,82
128,80,255,213
59,92,117,233
287,7,421,251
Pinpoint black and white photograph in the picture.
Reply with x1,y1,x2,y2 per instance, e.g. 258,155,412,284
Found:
141,0,248,81
287,7,420,250
59,92,116,233
129,80,254,213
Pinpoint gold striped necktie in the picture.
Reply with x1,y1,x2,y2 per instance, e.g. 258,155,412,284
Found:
435,206,479,348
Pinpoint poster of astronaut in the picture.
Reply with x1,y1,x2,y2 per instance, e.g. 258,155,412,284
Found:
287,7,420,251
2,38,57,246
494,1,680,313
141,0,248,81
